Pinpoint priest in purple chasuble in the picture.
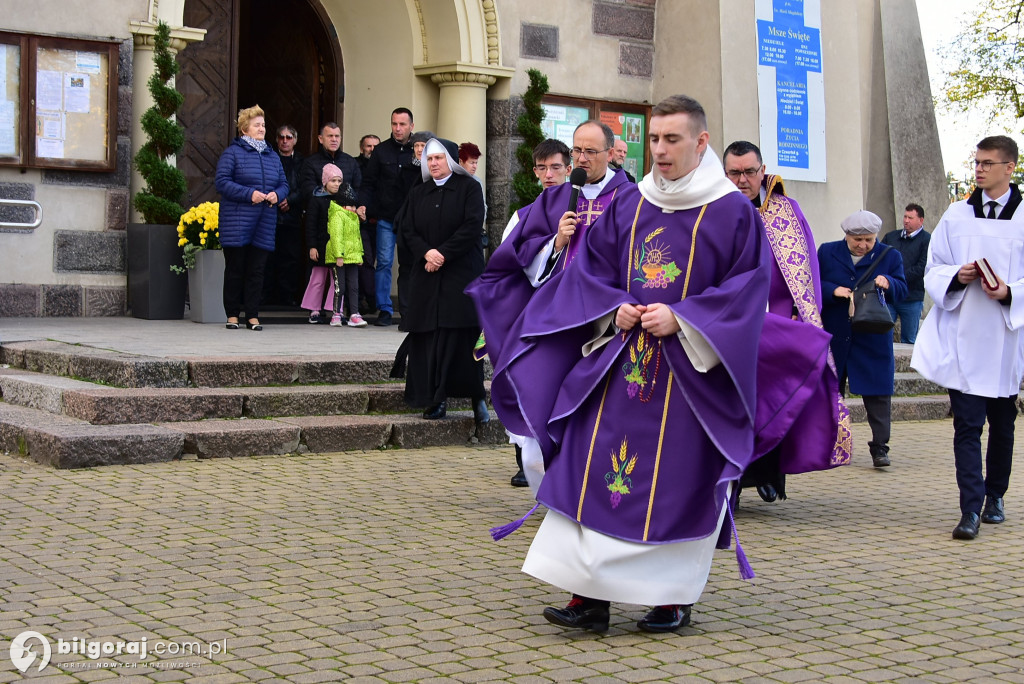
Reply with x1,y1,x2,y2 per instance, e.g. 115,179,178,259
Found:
723,142,852,504
467,126,631,489
484,96,835,634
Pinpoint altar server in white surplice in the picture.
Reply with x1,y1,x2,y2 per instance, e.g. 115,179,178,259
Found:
911,135,1024,542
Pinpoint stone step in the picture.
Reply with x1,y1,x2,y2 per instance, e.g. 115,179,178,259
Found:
158,411,504,458
892,372,945,396
1,340,190,388
846,394,951,423
0,402,184,468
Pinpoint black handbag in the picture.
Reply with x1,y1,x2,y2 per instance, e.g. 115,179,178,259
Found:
849,245,895,334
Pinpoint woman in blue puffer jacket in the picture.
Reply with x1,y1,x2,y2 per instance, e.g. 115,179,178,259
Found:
215,105,288,330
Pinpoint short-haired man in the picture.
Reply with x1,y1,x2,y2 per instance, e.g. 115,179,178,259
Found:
355,134,381,313
723,140,850,503
609,137,636,183
473,95,836,632
882,204,930,343
912,135,1024,541
362,107,419,326
469,128,630,488
263,125,305,305
299,123,365,220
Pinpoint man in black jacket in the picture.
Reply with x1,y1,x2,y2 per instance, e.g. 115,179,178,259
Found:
356,134,380,313
361,107,419,326
882,203,930,343
299,122,365,219
263,125,305,305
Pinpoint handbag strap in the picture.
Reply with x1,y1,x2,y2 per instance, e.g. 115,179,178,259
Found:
852,244,893,291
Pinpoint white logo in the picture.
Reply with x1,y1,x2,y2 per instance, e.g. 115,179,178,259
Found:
10,631,51,673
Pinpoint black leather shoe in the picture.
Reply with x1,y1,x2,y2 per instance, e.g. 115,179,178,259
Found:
510,469,528,488
982,497,1005,524
637,604,691,633
374,311,393,326
422,402,446,419
872,453,891,468
473,398,490,424
542,598,610,633
952,512,980,540
756,484,778,502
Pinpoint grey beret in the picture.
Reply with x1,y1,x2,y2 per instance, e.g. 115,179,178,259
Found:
840,210,882,235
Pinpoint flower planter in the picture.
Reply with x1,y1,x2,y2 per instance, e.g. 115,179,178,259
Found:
188,249,226,323
126,223,187,320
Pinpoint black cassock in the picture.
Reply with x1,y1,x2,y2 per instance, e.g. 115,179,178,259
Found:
397,172,486,407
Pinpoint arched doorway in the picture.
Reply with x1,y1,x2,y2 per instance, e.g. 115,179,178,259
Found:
177,0,342,206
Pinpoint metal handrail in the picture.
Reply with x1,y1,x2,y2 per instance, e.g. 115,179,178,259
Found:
0,199,43,228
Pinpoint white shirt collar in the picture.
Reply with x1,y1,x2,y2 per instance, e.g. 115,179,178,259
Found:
903,226,924,238
982,188,1011,208
581,167,616,200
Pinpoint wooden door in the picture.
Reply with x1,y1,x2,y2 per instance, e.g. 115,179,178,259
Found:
177,0,341,205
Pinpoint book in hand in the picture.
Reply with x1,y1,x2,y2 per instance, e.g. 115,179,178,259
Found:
975,257,1000,290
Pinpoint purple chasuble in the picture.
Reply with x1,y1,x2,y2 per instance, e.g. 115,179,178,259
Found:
466,170,632,423
508,190,777,544
755,175,852,471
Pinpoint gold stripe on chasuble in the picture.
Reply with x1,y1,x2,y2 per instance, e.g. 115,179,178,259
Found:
759,193,822,327
625,198,646,294
643,372,673,541
576,374,613,521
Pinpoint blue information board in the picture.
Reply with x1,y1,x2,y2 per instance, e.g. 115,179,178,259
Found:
756,0,826,182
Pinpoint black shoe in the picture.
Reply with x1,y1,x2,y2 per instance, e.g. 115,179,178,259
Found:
542,597,610,633
511,469,528,488
756,484,778,502
872,453,891,468
637,604,691,633
423,401,446,420
473,398,490,424
374,311,393,326
982,497,1005,524
952,512,980,540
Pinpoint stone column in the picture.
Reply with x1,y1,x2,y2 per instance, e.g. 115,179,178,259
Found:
413,62,514,183
127,21,205,223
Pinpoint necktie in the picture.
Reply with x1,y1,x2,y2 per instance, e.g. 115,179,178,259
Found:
986,201,998,219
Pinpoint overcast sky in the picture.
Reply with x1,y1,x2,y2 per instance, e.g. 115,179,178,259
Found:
916,0,997,176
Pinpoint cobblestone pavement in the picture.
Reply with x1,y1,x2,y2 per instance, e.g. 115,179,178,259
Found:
1,421,1023,683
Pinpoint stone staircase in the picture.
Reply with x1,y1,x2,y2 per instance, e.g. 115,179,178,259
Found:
0,340,505,468
0,341,949,469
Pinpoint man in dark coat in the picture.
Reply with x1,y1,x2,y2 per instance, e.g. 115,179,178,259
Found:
881,203,930,343
397,137,488,423
263,124,304,305
361,107,419,326
299,122,365,218
356,134,380,312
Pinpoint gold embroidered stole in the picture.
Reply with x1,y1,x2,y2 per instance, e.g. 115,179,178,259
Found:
760,175,822,328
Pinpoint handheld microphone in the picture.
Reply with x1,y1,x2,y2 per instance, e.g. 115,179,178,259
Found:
567,168,588,213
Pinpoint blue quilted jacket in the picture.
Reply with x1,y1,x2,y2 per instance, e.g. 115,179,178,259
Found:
215,138,288,250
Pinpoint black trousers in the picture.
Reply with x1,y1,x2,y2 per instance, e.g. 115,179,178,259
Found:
948,389,1017,515
223,244,270,320
839,374,890,455
359,221,376,309
332,263,360,317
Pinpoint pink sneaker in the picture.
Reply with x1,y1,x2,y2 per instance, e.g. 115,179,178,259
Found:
329,314,343,327
347,313,367,327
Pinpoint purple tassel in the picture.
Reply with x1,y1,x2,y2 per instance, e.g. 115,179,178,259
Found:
490,503,540,541
727,497,756,580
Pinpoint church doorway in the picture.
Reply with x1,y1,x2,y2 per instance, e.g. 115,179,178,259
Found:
177,0,342,206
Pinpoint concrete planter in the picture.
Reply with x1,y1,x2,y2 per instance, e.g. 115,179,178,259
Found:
188,249,226,324
126,223,187,320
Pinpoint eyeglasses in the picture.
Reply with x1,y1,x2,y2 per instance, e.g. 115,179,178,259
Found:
278,134,295,140
725,167,762,179
533,163,566,173
570,147,609,159
974,159,1013,171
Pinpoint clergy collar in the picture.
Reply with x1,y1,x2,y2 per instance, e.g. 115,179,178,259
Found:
581,167,616,200
637,146,739,211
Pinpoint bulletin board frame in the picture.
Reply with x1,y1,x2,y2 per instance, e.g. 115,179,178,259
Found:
540,95,650,181
0,31,118,172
